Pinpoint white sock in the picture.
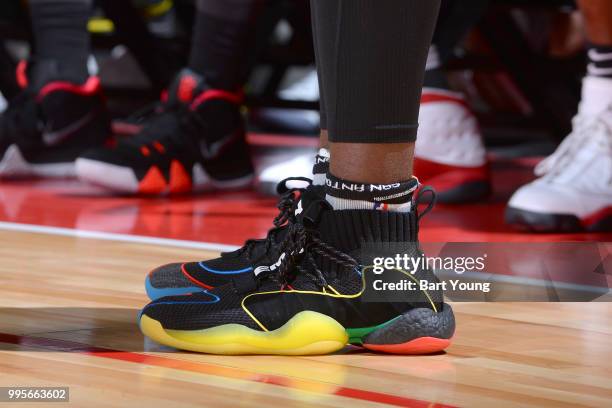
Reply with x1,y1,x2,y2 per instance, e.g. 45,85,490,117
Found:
312,148,330,186
579,76,612,117
325,173,419,213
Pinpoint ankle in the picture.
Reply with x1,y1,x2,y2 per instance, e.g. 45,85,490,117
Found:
329,143,414,184
319,130,329,150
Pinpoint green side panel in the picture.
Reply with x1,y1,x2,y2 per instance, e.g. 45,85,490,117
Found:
345,316,400,345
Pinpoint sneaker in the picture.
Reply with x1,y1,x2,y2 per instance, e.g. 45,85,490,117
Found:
506,110,612,232
258,153,315,195
257,148,329,195
138,189,455,355
76,68,254,194
250,68,320,134
145,179,324,300
415,88,490,203
0,60,110,178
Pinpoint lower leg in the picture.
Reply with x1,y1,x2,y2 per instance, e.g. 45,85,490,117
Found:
28,0,92,85
312,0,440,185
319,130,329,150
189,0,268,91
424,0,489,89
578,0,612,45
311,0,329,153
330,143,414,184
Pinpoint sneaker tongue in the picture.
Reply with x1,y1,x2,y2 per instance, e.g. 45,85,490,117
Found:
293,185,325,221
166,68,208,105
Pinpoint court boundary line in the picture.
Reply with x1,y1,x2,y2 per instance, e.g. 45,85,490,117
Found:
436,269,611,298
0,221,239,252
0,221,607,298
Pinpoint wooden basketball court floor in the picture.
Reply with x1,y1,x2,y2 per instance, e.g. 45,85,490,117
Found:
1,141,611,407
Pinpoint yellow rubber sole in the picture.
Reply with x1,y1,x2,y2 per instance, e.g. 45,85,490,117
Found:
140,311,349,355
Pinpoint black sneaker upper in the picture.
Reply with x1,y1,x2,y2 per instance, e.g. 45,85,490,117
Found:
0,60,110,163
142,188,443,331
178,181,325,289
79,68,253,183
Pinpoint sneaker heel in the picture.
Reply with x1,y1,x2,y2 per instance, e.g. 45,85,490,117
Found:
361,304,455,354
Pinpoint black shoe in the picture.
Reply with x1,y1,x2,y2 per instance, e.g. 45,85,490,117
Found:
0,60,110,178
145,178,323,300
139,188,455,355
76,68,254,194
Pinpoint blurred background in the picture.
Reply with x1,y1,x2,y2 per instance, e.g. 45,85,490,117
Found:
0,0,588,148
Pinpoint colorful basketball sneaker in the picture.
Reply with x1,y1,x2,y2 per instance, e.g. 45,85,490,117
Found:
0,60,110,178
76,68,253,194
506,102,612,232
415,88,490,203
139,190,455,355
145,179,325,300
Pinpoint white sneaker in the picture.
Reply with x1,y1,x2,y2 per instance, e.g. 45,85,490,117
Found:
279,69,319,101
414,88,490,203
257,152,315,195
506,110,612,232
257,148,330,195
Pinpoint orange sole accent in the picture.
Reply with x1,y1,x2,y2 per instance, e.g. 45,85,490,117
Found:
363,337,452,355
169,160,192,193
137,163,194,195
138,166,167,194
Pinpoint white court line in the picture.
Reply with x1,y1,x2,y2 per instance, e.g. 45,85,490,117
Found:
0,221,239,252
0,221,608,299
437,269,611,297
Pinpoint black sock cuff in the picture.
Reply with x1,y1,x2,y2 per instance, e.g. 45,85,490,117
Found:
319,209,418,251
325,173,418,204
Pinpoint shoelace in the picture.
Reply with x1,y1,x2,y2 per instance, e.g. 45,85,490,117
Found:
238,177,313,261
273,177,312,226
276,221,358,289
271,186,437,291
535,112,612,179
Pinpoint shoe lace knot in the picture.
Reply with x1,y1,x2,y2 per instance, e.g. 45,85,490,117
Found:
535,113,612,179
273,177,312,227
239,177,313,261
